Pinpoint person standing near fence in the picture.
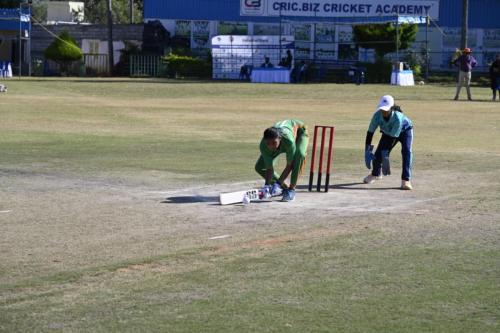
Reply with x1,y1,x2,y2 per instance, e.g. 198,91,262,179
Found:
489,55,500,101
453,48,477,101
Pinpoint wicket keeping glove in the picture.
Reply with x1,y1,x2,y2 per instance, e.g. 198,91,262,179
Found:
381,150,391,175
365,145,375,169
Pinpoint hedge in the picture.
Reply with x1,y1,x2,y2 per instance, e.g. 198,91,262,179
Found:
162,54,211,78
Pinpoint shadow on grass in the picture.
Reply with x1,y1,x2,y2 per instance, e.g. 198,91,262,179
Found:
296,182,401,191
162,195,219,204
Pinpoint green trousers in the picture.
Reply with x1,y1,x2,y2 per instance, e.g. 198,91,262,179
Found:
255,130,309,187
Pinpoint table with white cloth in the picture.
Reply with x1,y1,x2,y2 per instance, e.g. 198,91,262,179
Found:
391,70,414,86
251,67,291,83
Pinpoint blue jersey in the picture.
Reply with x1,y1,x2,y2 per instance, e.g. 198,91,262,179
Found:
368,110,413,138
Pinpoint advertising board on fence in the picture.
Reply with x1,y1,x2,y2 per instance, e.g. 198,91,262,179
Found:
212,35,294,79
240,0,439,19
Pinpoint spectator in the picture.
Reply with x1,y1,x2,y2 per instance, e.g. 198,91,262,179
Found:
294,60,308,83
453,48,477,101
278,57,287,67
261,56,274,68
239,63,252,80
284,49,293,69
489,54,500,101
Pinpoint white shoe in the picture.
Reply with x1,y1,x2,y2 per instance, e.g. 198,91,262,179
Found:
401,180,413,190
363,174,382,184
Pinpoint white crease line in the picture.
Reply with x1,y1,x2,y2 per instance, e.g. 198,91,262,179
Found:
0,210,12,214
209,235,231,240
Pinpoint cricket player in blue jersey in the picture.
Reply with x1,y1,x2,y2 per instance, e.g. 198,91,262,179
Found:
364,95,414,190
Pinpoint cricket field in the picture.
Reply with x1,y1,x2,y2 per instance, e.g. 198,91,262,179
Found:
1,78,499,332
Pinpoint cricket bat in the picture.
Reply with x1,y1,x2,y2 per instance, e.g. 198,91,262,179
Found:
219,189,263,205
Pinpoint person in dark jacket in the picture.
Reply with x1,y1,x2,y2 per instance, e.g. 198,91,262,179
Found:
261,56,274,68
489,54,500,101
453,48,477,101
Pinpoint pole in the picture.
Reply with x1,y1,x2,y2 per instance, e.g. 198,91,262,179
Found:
460,0,469,49
395,14,399,65
313,23,316,63
106,0,114,76
279,8,282,61
425,15,429,80
129,0,134,24
18,2,22,78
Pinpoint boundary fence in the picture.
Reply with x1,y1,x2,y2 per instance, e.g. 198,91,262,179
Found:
129,55,164,77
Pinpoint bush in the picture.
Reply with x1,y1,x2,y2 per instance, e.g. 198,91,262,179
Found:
476,75,493,87
359,60,392,83
44,30,83,75
162,54,211,78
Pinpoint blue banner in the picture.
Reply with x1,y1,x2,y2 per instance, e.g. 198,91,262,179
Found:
241,0,439,19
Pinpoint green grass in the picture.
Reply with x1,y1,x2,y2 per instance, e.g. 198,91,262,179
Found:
0,78,499,332
1,230,498,332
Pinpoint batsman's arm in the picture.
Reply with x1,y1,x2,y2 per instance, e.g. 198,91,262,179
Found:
265,168,274,185
278,162,294,185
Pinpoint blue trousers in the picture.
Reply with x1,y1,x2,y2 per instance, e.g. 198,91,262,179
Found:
372,129,413,181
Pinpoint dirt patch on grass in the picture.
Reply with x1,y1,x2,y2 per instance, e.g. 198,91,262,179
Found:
2,165,493,286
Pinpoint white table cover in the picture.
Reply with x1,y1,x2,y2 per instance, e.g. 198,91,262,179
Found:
251,68,290,83
391,70,414,86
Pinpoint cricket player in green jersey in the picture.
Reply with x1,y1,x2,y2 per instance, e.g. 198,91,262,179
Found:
255,119,309,202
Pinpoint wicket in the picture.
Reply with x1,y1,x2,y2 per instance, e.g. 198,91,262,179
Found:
308,125,335,192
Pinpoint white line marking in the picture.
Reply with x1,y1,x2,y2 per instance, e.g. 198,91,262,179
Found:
0,210,12,214
209,235,231,240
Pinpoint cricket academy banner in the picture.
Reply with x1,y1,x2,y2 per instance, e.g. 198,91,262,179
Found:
240,0,439,20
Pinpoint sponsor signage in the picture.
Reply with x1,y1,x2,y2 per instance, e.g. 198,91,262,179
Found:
211,35,295,79
240,0,439,19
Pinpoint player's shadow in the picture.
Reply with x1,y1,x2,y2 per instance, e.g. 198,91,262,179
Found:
161,195,219,204
296,182,400,191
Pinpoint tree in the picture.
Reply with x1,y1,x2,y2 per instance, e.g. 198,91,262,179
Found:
44,30,83,75
353,23,418,60
83,0,143,24
0,0,20,8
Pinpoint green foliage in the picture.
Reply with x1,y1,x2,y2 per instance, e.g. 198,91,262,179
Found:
402,51,426,80
359,60,393,83
353,23,418,60
84,0,143,24
0,0,20,8
162,54,211,78
31,0,47,22
44,30,83,76
44,30,83,63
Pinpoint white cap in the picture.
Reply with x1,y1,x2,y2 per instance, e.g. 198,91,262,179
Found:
376,95,394,111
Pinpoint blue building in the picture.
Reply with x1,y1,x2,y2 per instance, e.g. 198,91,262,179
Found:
0,7,31,75
144,0,500,70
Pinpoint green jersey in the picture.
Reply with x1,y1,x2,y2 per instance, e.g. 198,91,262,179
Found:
259,119,306,168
